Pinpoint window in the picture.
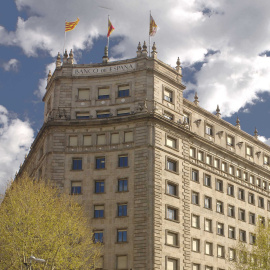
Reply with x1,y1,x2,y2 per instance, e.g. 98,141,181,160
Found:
167,159,177,172
118,204,127,217
205,267,213,270
229,165,234,175
118,85,130,97
167,182,178,196
206,155,212,165
95,181,104,193
96,157,105,169
119,155,128,167
249,212,255,225
256,178,261,187
204,218,212,232
94,231,103,243
71,181,82,195
228,226,235,239
221,162,227,172
238,188,245,201
192,238,200,252
259,216,265,226
268,200,270,211
164,89,173,102
69,136,78,146
249,175,254,185
216,201,224,214
228,205,235,218
76,112,89,119
246,145,252,156
111,133,119,144
236,169,241,178
229,248,236,261
227,184,234,196
83,135,92,146
205,242,213,255
97,111,110,118
72,158,82,170
190,147,196,158
117,108,130,116
250,233,256,245
192,169,198,182
217,245,225,258
239,209,245,221
78,89,90,100
217,222,224,236
167,257,178,270
216,179,223,192
239,229,246,242
243,172,248,181
117,229,127,242
166,136,177,148
204,196,212,209
97,134,106,145
116,255,127,269
264,155,270,165
205,125,213,136
166,231,178,246
124,131,133,142
167,206,178,221
227,135,234,146
94,205,104,218
183,113,190,124
248,192,255,204
198,151,204,161
263,181,267,190
258,197,264,208
164,111,174,120
214,158,220,168
191,214,200,228
98,87,109,99
192,264,200,270
204,174,211,187
191,191,199,205
118,179,128,192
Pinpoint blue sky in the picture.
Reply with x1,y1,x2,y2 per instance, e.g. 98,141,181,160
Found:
1,0,270,192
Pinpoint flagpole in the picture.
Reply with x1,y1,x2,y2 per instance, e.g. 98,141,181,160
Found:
149,10,151,57
63,20,66,56
107,15,110,57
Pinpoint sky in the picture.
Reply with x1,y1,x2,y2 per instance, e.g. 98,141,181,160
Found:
1,0,270,193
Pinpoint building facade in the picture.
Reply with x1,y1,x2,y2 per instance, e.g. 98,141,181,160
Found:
17,43,270,270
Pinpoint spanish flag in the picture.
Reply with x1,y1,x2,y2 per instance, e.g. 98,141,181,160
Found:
107,18,115,38
65,18,80,32
149,15,157,36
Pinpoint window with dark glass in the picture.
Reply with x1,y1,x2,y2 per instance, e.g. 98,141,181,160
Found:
117,229,127,242
167,182,177,196
250,233,256,245
167,159,177,172
191,191,199,205
204,196,212,209
71,181,82,195
118,179,128,192
94,231,103,243
217,222,224,235
239,208,245,221
167,206,178,221
238,188,245,201
118,85,130,97
97,111,110,118
249,212,255,225
76,112,89,119
239,229,246,242
94,205,104,218
164,89,173,102
227,184,234,196
98,88,109,99
119,155,128,167
228,226,235,239
205,125,213,136
183,113,190,124
118,204,127,217
216,179,223,192
228,205,235,217
117,108,130,116
258,197,265,208
96,157,105,169
95,181,105,193
204,174,211,187
72,158,82,170
163,112,173,120
192,169,198,182
216,201,223,214
248,192,255,204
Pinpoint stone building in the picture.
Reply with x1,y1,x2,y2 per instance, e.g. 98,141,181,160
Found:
17,42,270,270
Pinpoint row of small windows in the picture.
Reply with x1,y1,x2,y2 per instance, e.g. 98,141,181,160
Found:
77,85,130,101
94,228,127,244
92,255,128,270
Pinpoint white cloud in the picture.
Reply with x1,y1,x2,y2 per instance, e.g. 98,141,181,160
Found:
258,136,270,146
0,105,34,194
2,59,19,72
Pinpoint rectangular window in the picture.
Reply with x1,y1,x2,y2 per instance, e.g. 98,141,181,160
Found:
69,136,78,146
217,222,224,235
118,204,127,217
248,192,255,204
250,233,256,245
229,165,234,175
264,155,270,165
246,145,252,156
124,131,133,142
205,242,213,255
118,85,130,97
228,226,235,239
249,212,256,225
116,255,127,269
214,158,220,168
206,155,212,165
193,264,200,270
72,158,82,170
228,205,235,218
229,248,236,261
217,245,225,258
167,258,178,270
97,111,110,118
164,89,173,102
163,111,174,120
239,209,246,221
204,218,212,232
118,179,128,192
249,175,254,185
198,151,204,161
111,133,119,144
192,238,200,252
96,157,105,169
205,267,213,270
95,181,104,193
191,214,200,228
94,205,104,218
71,181,82,195
204,196,212,209
78,89,90,100
117,108,130,116
258,197,265,208
119,155,128,167
216,179,223,192
167,182,178,196
236,169,241,178
83,135,92,146
204,174,211,187
167,206,178,221
238,188,245,201
227,184,234,196
98,87,109,99
117,229,127,242
259,216,265,226
94,231,103,243
205,125,213,136
191,191,199,205
76,112,89,119
166,231,178,246
183,113,190,124
263,181,267,190
239,229,246,242
97,134,106,145
243,172,248,181
167,159,177,172
221,162,227,172
227,135,234,146
192,169,198,182
166,136,177,148
256,178,261,187
268,200,270,211
190,147,196,158
216,201,223,214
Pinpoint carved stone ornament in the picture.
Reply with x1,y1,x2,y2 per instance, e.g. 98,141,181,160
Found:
194,119,202,128
216,131,224,139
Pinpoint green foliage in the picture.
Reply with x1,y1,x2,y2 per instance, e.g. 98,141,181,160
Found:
0,175,102,269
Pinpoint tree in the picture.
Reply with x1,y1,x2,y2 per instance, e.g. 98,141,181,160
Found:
0,175,102,270
231,220,270,270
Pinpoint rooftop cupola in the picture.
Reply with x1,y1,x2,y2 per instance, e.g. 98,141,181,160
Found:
63,49,68,64
136,42,142,57
235,116,241,129
254,127,258,139
68,49,74,64
216,105,221,118
176,57,182,75
151,42,157,58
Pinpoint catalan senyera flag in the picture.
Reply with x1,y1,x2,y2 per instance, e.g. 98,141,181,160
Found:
65,18,80,32
107,18,115,38
149,15,158,36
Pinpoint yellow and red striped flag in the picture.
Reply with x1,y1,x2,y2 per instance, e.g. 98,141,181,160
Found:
65,18,80,32
149,15,158,36
107,18,115,38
